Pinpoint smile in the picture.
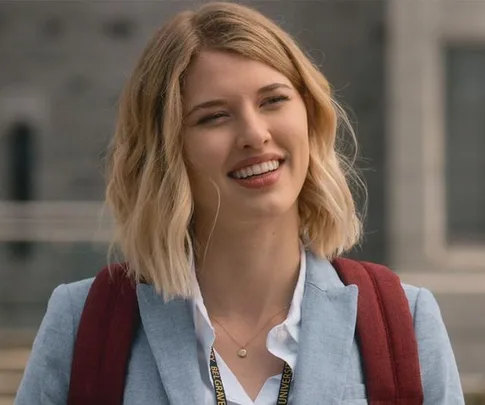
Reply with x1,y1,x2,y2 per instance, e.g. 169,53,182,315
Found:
229,159,281,179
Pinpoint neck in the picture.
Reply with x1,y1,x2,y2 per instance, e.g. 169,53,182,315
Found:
194,212,301,325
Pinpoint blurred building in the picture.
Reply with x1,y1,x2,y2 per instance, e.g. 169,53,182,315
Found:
0,0,483,396
387,0,485,394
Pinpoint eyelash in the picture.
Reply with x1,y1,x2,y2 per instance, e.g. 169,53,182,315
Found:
197,112,227,125
264,95,290,106
196,95,290,125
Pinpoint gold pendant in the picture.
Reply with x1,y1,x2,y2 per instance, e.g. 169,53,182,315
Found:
237,348,247,358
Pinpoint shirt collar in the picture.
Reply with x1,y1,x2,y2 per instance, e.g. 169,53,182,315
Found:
284,247,305,343
191,244,307,367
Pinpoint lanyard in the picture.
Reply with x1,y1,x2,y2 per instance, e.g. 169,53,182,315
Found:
209,347,293,405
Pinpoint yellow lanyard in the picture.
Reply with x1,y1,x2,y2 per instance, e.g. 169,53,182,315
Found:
209,347,293,405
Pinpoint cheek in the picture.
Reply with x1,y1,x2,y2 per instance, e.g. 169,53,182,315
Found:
277,115,309,156
296,110,310,159
184,133,229,176
284,116,310,175
278,101,309,145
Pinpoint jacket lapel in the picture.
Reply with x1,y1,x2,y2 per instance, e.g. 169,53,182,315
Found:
134,252,358,404
136,284,205,404
292,253,359,405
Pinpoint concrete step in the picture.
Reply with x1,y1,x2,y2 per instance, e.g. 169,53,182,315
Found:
0,349,30,371
0,348,29,402
0,397,14,405
0,371,21,395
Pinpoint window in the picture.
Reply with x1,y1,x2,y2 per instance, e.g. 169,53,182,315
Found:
4,121,36,259
6,121,35,201
102,17,136,41
388,0,485,272
445,45,485,244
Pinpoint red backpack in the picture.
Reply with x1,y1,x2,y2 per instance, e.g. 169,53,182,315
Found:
67,258,424,405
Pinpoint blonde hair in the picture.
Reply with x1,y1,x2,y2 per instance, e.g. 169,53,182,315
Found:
105,1,364,300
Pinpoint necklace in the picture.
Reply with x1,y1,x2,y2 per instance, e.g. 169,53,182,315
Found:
210,305,291,358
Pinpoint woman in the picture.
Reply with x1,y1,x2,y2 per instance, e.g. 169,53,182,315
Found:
15,2,464,404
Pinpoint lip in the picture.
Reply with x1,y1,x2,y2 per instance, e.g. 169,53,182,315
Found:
232,162,283,189
228,153,285,175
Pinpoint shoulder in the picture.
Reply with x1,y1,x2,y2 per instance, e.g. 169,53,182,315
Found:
400,284,465,403
33,276,95,351
32,277,95,342
390,279,452,356
367,268,464,402
40,278,95,336
400,283,450,337
63,278,95,314
400,283,450,346
400,283,435,320
14,277,95,404
400,284,455,345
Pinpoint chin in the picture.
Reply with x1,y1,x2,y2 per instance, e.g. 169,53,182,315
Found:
240,195,298,220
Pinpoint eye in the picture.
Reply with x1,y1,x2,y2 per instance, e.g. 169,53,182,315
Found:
261,95,290,107
196,112,228,125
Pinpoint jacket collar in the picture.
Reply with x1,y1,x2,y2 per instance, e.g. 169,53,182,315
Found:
136,284,205,403
136,250,358,404
292,252,359,405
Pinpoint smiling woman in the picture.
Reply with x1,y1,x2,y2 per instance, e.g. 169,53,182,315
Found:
183,51,310,227
15,2,464,405
103,1,362,302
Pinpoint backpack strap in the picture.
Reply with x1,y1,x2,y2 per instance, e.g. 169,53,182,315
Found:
68,263,139,405
67,258,424,405
332,258,424,405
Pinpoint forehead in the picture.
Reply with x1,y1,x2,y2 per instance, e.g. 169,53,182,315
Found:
182,50,292,104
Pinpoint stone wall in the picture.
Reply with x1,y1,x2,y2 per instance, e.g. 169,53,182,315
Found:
0,1,385,327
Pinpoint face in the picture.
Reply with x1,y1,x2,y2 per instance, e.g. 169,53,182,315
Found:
182,50,309,226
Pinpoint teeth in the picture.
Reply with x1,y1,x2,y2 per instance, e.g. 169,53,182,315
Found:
232,160,280,179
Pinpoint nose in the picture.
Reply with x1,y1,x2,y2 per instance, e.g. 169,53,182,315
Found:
235,111,271,150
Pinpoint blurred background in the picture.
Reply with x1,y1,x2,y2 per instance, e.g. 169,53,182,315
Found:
0,0,484,403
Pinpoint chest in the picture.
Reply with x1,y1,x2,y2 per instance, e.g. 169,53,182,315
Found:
213,335,287,401
120,328,369,405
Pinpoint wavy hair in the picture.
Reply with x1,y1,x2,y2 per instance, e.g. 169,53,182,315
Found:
105,1,364,300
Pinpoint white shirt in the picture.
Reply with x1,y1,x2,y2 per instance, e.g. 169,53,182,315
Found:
191,249,306,405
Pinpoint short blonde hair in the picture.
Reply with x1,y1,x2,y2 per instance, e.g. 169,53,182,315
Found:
105,1,364,300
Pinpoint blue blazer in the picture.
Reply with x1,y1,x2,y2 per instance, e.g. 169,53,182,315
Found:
15,252,464,404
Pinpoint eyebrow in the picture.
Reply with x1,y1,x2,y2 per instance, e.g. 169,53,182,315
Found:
185,82,292,119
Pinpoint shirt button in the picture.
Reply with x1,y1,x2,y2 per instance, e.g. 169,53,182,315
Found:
277,329,288,342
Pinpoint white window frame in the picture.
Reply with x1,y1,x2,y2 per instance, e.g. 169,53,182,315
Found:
388,0,485,273
0,86,49,136
0,201,113,243
0,87,112,243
